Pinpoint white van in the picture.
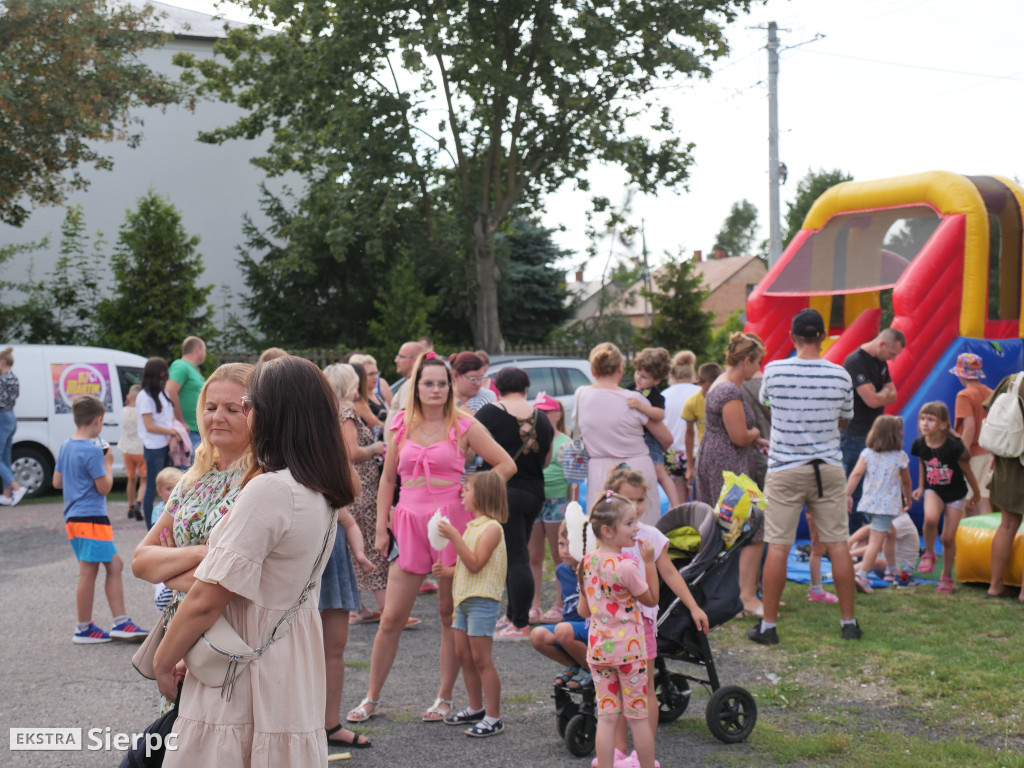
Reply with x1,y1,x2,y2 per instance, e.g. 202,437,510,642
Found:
2,344,148,497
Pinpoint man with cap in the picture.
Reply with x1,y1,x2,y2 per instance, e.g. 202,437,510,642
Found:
752,308,861,644
842,327,906,530
951,353,993,517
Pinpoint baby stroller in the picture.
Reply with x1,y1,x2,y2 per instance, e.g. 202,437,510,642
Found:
554,502,760,756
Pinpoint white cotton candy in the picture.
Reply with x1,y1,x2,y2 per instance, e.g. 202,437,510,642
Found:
565,501,592,563
427,509,450,551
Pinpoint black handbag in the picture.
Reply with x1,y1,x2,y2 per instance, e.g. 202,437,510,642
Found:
118,683,182,768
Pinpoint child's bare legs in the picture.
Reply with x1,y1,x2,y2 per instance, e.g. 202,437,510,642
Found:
454,630,483,711
529,626,576,668
552,623,588,667
103,555,126,617
77,562,100,623
883,528,897,572
855,528,888,577
939,504,963,581
628,711,656,768
672,474,689,504
528,520,562,615
655,464,679,508
469,635,500,717
125,470,138,512
596,714,620,768
921,491,943,559
437,575,459,708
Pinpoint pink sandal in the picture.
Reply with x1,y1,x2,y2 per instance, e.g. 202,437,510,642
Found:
937,576,954,594
918,553,937,574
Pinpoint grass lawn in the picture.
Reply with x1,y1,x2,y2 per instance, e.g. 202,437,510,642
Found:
679,578,1024,767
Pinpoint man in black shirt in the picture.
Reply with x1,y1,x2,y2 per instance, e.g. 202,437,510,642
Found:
842,327,905,530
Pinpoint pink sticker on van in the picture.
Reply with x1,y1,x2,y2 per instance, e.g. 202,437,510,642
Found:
51,364,113,414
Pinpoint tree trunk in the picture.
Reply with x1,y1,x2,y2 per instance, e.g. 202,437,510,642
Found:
472,216,504,352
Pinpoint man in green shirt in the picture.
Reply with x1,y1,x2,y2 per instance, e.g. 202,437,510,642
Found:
166,336,206,463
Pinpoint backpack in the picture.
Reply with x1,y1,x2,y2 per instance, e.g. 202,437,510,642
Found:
978,371,1024,460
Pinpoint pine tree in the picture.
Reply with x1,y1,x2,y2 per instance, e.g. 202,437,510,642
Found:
639,255,713,359
95,192,212,359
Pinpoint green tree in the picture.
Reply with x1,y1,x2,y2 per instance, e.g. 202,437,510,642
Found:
11,205,103,344
713,199,759,257
707,308,745,364
496,218,574,345
175,0,754,350
782,168,854,247
95,192,212,359
0,1,191,226
638,254,713,358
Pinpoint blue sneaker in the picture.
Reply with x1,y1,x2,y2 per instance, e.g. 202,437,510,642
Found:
73,623,112,644
110,619,149,640
895,572,921,589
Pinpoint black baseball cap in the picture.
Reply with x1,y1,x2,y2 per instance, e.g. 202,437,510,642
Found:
791,308,826,339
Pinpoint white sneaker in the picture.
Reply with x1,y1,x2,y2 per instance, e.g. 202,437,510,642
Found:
0,495,12,506
10,487,27,506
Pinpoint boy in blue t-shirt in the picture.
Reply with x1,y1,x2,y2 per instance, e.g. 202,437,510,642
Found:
54,396,148,644
528,521,591,688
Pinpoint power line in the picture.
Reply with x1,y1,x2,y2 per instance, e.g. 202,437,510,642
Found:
794,48,1024,82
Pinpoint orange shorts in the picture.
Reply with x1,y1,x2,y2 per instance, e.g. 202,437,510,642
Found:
123,453,146,479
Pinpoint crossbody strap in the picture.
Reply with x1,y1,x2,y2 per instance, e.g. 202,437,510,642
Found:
256,508,338,655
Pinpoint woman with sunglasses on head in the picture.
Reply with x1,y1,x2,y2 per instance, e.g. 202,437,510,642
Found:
348,352,515,725
450,351,496,413
153,356,359,767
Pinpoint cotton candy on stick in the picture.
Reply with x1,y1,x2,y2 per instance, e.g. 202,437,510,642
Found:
564,501,593,562
427,509,451,551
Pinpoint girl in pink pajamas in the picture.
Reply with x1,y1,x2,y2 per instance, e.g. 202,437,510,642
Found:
577,494,660,768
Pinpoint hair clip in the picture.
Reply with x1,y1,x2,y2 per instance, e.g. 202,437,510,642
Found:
604,489,617,499
615,462,628,469
425,351,436,360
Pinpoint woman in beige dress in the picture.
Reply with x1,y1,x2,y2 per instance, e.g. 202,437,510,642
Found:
154,356,358,766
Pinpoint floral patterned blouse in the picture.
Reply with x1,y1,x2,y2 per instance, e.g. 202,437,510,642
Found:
162,466,246,622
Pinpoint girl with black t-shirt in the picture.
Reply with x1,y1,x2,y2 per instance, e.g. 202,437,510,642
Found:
910,401,980,594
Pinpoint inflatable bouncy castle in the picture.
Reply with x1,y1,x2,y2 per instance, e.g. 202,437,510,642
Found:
746,172,1024,566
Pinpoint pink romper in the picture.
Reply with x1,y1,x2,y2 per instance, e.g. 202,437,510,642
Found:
391,411,475,574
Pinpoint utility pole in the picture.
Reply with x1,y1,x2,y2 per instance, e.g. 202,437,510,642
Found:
767,21,782,266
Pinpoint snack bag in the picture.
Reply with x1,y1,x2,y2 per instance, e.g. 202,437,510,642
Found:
715,472,765,548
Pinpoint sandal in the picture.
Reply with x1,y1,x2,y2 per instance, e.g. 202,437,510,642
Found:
554,665,579,686
422,697,452,722
349,610,381,625
918,553,937,574
566,670,593,691
326,724,372,749
404,617,422,630
443,708,485,726
346,698,379,723
538,605,564,623
937,576,954,594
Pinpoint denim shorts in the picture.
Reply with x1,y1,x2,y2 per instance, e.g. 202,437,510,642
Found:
862,513,894,533
453,596,502,636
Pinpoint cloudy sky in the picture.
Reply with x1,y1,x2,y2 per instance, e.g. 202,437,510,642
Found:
170,0,1024,280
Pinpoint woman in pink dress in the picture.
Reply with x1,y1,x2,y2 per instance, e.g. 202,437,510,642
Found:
575,343,673,525
348,353,515,724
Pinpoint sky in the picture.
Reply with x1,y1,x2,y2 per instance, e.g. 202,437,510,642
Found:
158,0,1024,282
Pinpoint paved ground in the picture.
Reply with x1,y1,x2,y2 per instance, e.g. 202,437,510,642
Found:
1,499,762,767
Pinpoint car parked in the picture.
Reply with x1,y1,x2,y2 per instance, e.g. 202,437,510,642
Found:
1,344,147,497
485,354,594,428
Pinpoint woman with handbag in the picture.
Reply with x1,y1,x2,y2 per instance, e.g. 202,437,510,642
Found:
347,352,515,724
152,356,358,766
137,357,184,528
133,363,255,712
475,367,554,639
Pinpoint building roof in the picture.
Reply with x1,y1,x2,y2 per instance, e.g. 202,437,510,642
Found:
147,2,251,39
608,255,765,316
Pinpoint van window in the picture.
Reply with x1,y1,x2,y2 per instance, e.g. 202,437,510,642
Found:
117,366,143,404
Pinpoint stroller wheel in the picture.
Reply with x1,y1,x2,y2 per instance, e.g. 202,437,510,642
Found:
555,714,569,738
656,671,691,723
706,685,757,743
564,713,596,757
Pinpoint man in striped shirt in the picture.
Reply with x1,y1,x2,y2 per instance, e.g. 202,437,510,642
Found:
750,308,862,644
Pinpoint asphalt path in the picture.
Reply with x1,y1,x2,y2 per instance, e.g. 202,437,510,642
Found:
1,500,760,767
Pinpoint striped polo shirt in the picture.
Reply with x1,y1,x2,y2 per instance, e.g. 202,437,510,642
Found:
759,356,853,473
